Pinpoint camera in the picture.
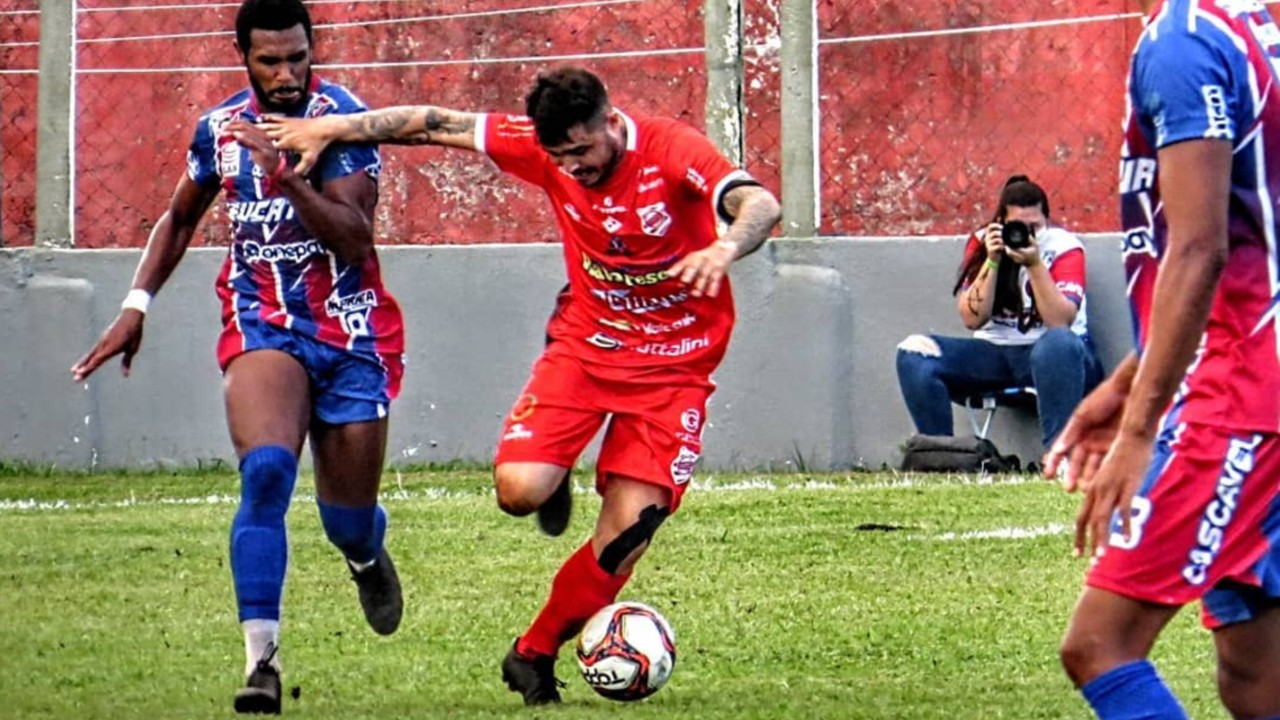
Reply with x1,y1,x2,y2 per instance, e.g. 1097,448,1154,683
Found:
1001,220,1033,250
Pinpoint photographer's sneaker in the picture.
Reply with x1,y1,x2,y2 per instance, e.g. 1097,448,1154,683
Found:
501,641,564,705
349,548,403,635
234,643,281,715
536,475,572,537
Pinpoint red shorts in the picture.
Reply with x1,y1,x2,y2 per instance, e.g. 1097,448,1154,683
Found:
493,350,714,513
1086,422,1280,628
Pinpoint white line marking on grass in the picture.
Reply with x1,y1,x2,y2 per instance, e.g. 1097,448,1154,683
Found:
0,472,1043,514
925,523,1070,542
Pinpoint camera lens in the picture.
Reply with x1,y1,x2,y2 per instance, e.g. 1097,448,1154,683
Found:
1002,220,1031,250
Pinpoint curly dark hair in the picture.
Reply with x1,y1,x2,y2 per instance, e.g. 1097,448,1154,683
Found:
236,0,313,53
524,66,610,147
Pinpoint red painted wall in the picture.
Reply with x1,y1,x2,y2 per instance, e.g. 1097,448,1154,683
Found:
1,1,1137,247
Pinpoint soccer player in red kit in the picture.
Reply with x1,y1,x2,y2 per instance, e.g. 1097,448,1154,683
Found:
1045,1,1280,717
264,66,781,704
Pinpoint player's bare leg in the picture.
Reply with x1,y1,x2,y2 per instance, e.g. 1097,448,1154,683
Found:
1060,586,1185,718
224,350,311,715
494,461,574,536
311,417,402,635
502,476,670,705
1213,603,1280,718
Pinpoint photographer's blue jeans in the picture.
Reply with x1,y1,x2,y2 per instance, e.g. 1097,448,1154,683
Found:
895,328,1104,449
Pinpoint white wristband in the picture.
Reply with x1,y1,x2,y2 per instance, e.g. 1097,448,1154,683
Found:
121,288,152,315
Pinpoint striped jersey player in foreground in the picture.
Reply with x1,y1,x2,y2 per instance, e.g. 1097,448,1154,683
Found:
265,66,781,704
1046,0,1280,717
72,0,406,713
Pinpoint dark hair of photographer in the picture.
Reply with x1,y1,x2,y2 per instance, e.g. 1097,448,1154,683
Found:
952,175,1050,319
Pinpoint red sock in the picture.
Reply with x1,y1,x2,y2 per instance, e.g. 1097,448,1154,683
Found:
516,541,630,658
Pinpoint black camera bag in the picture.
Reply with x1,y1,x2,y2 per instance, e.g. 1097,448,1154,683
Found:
900,434,1020,474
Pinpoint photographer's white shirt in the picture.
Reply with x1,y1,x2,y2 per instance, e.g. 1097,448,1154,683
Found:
963,226,1090,346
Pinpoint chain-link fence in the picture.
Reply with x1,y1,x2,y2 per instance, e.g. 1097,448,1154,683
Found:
0,4,39,247
72,0,707,248
818,1,1134,236
10,1,1148,247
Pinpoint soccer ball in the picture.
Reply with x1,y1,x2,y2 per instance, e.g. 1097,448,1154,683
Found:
575,601,676,701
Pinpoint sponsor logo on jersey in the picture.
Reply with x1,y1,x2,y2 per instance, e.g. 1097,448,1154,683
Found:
680,408,701,434
670,446,699,485
638,178,666,192
1119,157,1158,194
685,167,708,192
324,288,378,317
638,314,697,335
509,394,537,421
1182,434,1263,586
1056,282,1085,298
582,253,670,286
586,332,625,350
304,93,337,119
1122,227,1159,260
602,217,624,234
219,143,241,177
241,238,325,264
606,235,630,256
638,202,673,237
502,423,534,442
634,335,710,357
1201,84,1232,139
598,317,634,332
228,197,298,224
590,288,690,315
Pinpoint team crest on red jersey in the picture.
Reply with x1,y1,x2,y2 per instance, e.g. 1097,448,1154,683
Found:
638,202,673,237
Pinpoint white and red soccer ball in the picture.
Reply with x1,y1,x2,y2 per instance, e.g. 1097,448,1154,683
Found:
575,601,676,701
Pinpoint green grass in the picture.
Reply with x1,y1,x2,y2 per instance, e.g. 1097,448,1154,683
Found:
0,469,1225,719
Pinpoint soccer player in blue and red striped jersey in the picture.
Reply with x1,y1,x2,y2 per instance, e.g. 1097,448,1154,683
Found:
71,1,405,713
1046,1,1280,717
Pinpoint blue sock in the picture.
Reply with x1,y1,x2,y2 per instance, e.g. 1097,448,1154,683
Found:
317,501,387,565
1081,660,1188,720
230,445,297,622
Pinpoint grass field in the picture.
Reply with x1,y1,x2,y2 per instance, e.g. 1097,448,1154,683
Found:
0,467,1226,719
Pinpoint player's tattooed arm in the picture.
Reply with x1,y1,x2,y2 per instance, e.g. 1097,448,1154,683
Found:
716,185,781,260
262,106,479,175
338,106,479,150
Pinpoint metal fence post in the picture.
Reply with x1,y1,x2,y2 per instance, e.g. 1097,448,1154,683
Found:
37,0,75,247
779,0,818,237
704,0,745,166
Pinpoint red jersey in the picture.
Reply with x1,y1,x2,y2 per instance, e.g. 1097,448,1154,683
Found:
478,111,753,383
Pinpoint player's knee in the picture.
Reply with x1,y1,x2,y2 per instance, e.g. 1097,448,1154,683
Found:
897,334,942,359
317,501,384,560
1215,651,1270,718
597,505,670,575
1059,632,1107,688
237,445,298,524
493,465,540,516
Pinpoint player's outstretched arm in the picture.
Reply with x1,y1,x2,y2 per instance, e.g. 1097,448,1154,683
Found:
71,175,219,381
262,106,480,175
669,184,780,298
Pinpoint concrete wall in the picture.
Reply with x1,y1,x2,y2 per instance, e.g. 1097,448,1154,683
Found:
0,236,1132,472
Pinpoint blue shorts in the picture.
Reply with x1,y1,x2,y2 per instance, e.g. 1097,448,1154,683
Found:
220,318,392,425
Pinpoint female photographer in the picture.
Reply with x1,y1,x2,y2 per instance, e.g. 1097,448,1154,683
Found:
895,175,1103,449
